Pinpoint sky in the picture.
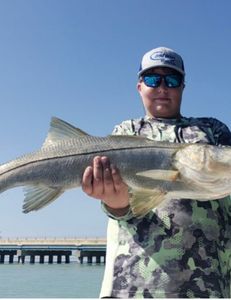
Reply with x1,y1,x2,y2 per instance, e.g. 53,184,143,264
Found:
0,0,230,238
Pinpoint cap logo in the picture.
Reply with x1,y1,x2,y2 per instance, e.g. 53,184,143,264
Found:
150,51,177,66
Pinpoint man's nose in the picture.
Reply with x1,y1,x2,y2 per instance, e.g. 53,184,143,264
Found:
158,78,168,90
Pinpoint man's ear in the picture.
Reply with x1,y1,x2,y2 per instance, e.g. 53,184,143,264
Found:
137,81,142,92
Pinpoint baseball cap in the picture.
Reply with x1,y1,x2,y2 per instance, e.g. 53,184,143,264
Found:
138,47,185,77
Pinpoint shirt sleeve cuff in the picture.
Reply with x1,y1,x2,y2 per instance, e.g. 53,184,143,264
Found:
101,202,134,221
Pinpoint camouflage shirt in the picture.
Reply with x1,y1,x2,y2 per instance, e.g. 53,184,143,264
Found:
100,115,231,298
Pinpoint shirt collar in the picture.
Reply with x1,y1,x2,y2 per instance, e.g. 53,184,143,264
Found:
144,115,185,124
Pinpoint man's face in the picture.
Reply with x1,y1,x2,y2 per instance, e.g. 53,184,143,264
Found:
137,67,184,119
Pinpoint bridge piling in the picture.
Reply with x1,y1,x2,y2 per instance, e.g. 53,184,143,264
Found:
0,251,17,263
30,255,35,264
57,255,62,264
0,254,5,263
77,248,106,264
9,254,14,264
48,254,53,264
65,254,70,263
39,255,44,264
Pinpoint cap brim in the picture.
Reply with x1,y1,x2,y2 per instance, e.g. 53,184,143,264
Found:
138,64,185,77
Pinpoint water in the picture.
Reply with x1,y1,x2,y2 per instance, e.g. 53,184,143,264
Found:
0,263,105,298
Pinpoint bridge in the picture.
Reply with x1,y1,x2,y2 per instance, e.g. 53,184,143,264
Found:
0,237,106,264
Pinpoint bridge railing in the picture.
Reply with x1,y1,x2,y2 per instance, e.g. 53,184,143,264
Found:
0,237,106,246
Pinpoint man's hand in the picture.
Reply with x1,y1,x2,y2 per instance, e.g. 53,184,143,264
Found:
82,156,129,216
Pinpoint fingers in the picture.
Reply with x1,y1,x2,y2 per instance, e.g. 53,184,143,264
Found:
82,155,129,212
91,156,116,197
82,156,105,197
82,156,119,196
110,164,124,191
93,156,103,183
101,156,115,194
92,156,104,196
82,166,93,195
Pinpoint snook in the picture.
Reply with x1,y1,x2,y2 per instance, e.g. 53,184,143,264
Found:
0,117,231,217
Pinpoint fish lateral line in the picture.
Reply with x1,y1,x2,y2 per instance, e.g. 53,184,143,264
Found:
0,144,178,177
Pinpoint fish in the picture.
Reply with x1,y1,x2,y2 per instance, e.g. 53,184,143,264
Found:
0,117,231,217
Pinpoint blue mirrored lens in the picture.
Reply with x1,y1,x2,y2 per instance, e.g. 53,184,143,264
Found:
143,74,182,88
165,75,182,87
143,75,161,87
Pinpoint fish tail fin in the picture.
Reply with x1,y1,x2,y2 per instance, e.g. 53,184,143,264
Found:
23,185,64,213
129,188,167,218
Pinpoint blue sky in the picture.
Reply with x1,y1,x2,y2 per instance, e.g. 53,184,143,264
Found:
0,0,230,238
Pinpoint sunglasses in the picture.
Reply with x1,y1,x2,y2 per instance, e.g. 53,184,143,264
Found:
142,73,183,88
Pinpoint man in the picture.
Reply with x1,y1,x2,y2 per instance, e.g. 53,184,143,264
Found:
82,47,231,298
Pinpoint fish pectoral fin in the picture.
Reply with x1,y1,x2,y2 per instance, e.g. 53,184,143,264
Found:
136,169,180,181
129,188,166,218
23,185,64,213
42,117,90,147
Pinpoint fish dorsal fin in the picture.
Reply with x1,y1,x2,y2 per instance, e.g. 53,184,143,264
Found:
43,117,90,147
